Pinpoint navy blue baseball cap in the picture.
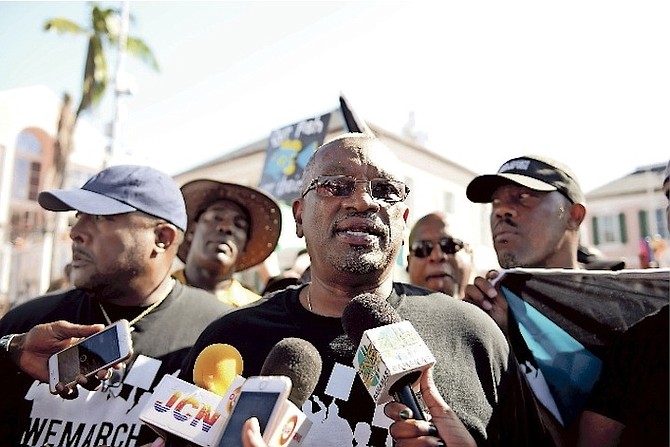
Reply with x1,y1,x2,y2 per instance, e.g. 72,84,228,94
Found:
38,165,187,231
466,155,584,204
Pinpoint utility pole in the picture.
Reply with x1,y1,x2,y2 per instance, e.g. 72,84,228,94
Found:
105,0,131,167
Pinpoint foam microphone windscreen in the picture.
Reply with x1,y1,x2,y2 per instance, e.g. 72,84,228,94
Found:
260,337,323,407
192,343,244,396
341,293,402,345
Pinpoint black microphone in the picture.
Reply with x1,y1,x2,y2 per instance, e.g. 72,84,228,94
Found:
260,337,323,407
342,293,435,421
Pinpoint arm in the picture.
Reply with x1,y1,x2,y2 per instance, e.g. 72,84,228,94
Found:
384,367,476,447
576,410,624,447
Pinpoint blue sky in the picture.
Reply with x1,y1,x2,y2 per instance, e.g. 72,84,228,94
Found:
1,1,668,193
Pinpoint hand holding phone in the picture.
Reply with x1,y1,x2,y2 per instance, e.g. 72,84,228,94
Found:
217,375,292,447
48,319,133,394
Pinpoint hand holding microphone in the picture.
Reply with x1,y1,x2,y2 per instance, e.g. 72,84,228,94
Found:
384,367,476,447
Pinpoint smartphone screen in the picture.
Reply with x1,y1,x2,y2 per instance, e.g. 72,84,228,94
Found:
57,326,122,385
217,391,281,447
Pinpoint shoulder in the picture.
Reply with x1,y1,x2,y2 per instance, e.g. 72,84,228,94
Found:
0,289,85,334
174,282,232,310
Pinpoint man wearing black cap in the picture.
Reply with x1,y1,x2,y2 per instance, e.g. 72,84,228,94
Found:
173,179,282,307
0,165,231,447
464,155,589,445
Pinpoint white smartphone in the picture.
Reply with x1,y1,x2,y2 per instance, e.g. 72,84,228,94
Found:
48,319,133,394
216,375,292,447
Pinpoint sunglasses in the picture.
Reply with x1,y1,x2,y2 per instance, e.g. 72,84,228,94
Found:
301,175,410,204
410,237,464,258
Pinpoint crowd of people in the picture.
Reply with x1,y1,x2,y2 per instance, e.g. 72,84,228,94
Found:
0,134,667,447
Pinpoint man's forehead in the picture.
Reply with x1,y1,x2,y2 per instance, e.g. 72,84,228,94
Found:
315,139,401,177
203,199,247,215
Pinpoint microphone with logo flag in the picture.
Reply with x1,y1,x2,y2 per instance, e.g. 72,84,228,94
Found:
139,343,246,446
342,293,436,421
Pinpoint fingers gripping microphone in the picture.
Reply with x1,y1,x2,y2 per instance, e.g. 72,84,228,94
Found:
260,337,323,407
342,294,436,421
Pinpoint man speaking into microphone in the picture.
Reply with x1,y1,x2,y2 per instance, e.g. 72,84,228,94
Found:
179,134,552,446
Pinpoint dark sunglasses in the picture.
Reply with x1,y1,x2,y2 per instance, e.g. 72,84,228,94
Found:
410,237,464,258
301,175,410,204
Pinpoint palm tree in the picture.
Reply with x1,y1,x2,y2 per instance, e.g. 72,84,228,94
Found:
44,2,159,188
43,3,160,284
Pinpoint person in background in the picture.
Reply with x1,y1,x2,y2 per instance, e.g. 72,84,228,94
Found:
0,165,231,447
463,154,586,334
463,154,587,445
406,211,473,299
575,159,670,447
173,179,282,306
178,134,552,446
46,262,73,292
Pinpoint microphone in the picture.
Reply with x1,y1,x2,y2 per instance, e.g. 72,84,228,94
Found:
193,343,244,396
139,344,246,445
260,337,323,407
342,293,436,421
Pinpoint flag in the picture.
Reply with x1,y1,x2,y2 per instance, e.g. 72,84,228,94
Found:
497,268,669,426
339,92,374,134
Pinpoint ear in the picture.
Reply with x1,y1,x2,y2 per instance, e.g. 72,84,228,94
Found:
155,223,178,253
292,199,304,239
568,203,586,230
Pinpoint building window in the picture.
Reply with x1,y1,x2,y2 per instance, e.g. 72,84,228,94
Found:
12,131,43,201
593,214,626,245
443,191,455,214
654,208,669,239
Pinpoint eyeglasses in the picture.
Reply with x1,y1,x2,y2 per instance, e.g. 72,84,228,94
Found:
410,237,464,258
301,175,410,204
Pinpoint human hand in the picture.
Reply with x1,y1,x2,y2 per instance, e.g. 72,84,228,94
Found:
463,270,509,335
384,368,476,447
242,417,268,447
11,320,106,384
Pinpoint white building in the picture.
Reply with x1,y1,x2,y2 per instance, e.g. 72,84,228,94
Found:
0,85,106,310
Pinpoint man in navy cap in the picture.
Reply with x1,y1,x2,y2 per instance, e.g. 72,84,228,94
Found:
0,165,231,447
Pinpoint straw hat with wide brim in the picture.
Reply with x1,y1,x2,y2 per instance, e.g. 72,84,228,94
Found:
178,179,282,271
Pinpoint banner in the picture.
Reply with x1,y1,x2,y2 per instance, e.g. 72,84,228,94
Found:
258,113,331,202
498,268,669,426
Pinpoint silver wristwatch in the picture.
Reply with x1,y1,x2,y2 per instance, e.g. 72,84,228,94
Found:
0,334,16,354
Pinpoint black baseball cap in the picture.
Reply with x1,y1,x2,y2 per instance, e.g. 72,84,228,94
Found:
466,155,584,204
38,165,187,231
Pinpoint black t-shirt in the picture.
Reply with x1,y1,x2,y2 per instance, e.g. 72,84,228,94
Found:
179,283,552,447
0,282,231,447
585,304,669,446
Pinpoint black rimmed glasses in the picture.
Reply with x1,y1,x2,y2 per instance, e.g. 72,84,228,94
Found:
410,237,464,258
301,175,410,204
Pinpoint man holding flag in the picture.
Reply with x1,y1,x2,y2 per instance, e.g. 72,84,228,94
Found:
463,155,669,446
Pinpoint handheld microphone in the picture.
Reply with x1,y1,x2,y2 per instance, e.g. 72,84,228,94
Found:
193,343,244,396
260,337,323,407
140,344,246,446
342,293,436,421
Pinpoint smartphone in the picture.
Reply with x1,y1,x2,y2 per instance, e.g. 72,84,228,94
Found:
48,319,133,394
216,375,292,447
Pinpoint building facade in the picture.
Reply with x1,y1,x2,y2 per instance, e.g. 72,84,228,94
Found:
0,85,106,311
585,162,669,268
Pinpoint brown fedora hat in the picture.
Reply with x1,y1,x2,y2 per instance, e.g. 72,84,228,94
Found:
178,179,282,271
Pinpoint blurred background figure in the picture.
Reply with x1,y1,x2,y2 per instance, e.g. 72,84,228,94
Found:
406,212,473,299
46,262,73,293
174,179,282,307
260,248,311,296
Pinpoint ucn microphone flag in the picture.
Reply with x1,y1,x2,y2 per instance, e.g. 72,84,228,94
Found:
497,268,669,427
